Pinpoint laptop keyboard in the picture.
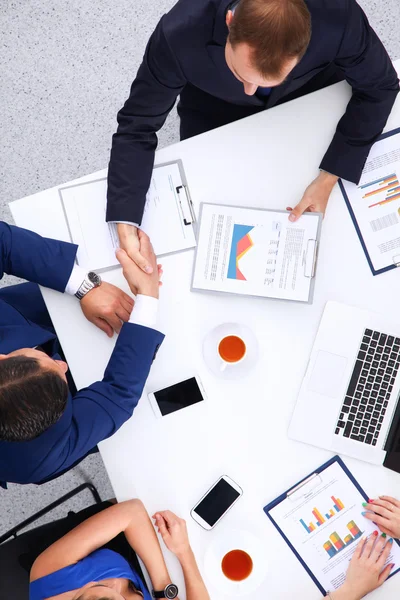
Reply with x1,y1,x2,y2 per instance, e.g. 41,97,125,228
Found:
335,329,400,446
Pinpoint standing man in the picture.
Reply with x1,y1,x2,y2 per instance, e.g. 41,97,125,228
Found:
106,0,399,271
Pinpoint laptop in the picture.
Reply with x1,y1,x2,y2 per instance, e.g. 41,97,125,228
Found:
289,301,400,471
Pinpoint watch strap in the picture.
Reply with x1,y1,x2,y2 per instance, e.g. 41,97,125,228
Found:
75,277,95,300
152,584,178,599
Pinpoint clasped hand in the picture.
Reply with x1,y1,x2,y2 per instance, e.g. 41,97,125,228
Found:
80,230,161,336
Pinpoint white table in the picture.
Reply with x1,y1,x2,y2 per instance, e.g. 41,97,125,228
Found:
10,59,400,600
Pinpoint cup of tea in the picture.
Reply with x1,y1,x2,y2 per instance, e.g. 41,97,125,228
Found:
204,530,267,596
218,334,247,371
203,323,259,380
221,548,253,582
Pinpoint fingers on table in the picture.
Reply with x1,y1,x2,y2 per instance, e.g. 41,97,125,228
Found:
363,511,392,530
93,317,113,338
115,304,132,323
121,292,135,309
158,510,179,525
378,496,400,510
363,501,394,521
103,311,122,333
155,516,168,537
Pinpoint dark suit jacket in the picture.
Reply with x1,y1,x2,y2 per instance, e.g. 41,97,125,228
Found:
106,0,399,225
0,223,164,484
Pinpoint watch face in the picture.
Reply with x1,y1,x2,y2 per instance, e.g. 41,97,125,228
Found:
165,584,179,599
88,271,101,286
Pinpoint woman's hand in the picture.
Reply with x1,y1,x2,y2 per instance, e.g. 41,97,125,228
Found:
362,496,400,539
153,510,191,560
330,532,394,600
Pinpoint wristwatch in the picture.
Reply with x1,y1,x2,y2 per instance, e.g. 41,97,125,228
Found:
75,271,102,300
152,584,179,599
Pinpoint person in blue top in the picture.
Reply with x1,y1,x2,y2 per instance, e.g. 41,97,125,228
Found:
30,498,210,600
0,222,163,485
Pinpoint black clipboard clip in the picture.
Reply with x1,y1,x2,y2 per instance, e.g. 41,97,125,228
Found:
304,239,318,278
176,185,196,226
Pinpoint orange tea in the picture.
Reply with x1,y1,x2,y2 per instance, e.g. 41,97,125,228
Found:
218,335,246,363
221,549,253,581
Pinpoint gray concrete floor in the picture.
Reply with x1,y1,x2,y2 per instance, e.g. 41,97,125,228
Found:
1,0,400,534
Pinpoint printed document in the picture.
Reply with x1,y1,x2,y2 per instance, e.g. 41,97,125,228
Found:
340,129,400,273
59,162,196,271
192,204,320,302
268,461,400,593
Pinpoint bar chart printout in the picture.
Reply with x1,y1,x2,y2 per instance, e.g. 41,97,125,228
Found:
300,496,345,533
267,460,400,593
359,173,400,208
323,521,363,559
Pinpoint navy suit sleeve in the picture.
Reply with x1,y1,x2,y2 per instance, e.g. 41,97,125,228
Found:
0,222,78,292
106,17,186,224
65,323,164,463
320,1,399,183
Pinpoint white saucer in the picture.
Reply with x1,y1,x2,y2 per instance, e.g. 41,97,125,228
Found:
204,529,267,597
202,323,259,379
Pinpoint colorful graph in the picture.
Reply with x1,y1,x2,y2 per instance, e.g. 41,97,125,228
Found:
323,521,363,558
227,224,254,281
359,173,400,208
300,496,345,533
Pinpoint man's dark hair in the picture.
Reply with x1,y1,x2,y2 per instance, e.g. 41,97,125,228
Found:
228,0,312,79
0,356,68,442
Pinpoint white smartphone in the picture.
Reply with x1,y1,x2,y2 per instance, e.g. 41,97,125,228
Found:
147,376,206,418
190,475,243,530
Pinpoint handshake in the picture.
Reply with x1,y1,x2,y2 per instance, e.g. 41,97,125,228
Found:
79,230,162,337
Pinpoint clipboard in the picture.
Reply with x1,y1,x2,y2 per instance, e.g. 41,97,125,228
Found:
191,203,322,304
58,159,197,272
339,126,400,276
263,455,400,595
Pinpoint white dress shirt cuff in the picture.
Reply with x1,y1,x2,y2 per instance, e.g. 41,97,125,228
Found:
109,221,141,228
65,264,87,296
129,295,159,328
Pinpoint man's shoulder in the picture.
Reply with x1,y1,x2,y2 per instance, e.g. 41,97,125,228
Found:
161,0,221,46
306,0,352,19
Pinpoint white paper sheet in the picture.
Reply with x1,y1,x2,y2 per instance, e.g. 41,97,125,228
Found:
341,131,400,272
59,163,196,271
268,461,400,593
192,204,320,302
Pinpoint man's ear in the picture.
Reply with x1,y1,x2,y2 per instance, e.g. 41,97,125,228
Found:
226,9,234,28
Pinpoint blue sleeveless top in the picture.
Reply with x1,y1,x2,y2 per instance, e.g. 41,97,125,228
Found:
29,549,152,600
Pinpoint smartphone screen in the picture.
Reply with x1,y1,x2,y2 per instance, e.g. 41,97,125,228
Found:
194,478,241,526
154,377,204,416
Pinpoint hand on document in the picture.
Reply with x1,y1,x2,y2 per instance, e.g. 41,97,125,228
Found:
116,231,161,299
362,496,400,539
287,171,339,222
117,223,154,274
80,282,135,338
330,534,394,600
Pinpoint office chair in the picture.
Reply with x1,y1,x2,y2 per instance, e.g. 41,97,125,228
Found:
0,483,102,599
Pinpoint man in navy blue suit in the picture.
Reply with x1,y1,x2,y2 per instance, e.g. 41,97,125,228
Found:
0,221,163,485
106,0,399,272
